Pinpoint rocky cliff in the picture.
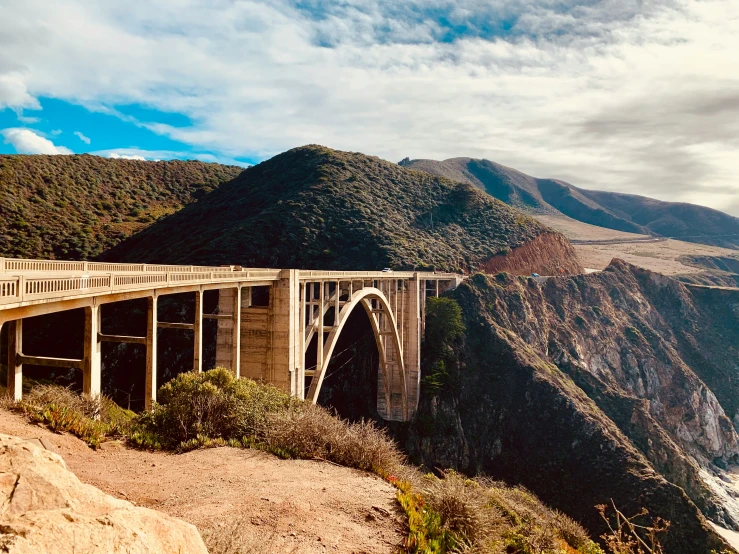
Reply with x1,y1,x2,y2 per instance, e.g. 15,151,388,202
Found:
480,231,582,276
396,260,739,553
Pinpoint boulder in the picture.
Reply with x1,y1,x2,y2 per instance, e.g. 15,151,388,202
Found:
0,434,208,554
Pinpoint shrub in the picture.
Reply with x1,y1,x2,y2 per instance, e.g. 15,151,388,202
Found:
4,384,134,448
261,402,405,473
136,368,294,450
422,297,465,392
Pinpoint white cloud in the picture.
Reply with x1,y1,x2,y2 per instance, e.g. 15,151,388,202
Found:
97,148,249,166
16,114,40,124
0,128,72,155
0,1,737,214
0,73,40,110
73,130,91,144
107,152,146,161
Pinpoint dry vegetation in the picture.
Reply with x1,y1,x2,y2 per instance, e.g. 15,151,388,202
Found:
0,154,242,260
1,371,615,554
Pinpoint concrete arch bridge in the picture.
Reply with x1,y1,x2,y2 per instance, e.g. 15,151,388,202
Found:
0,258,461,421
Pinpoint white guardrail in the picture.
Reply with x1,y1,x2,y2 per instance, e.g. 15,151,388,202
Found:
0,257,462,307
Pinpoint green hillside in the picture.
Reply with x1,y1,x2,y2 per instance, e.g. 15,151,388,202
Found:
107,145,565,272
0,154,243,260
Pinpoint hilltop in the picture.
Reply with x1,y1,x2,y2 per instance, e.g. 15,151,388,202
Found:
0,154,243,260
106,145,582,274
399,157,739,249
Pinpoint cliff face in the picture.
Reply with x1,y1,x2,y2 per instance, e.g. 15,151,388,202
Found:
480,232,583,276
397,260,739,553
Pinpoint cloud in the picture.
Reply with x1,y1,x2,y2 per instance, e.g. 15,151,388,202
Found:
0,73,40,110
0,1,737,214
0,128,72,155
16,114,40,124
73,130,91,144
96,148,249,166
107,152,146,161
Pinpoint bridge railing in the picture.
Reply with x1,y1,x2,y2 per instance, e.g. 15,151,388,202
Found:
298,270,460,280
0,269,284,307
0,257,244,274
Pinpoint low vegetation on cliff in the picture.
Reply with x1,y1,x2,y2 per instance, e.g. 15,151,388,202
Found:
2,373,605,553
105,145,564,273
0,154,242,259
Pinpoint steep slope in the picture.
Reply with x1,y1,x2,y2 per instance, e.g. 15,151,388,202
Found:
400,157,739,249
396,261,739,553
0,154,243,260
106,145,582,274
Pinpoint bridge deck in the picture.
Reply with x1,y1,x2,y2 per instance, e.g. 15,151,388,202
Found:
0,257,458,315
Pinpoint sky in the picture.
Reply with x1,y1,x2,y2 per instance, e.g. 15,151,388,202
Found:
0,0,737,215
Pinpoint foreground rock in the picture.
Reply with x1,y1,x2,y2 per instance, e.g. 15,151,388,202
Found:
0,434,207,554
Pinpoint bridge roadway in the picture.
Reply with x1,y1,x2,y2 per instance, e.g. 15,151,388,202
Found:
0,257,462,421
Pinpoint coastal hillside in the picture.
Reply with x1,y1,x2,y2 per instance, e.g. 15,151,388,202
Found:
397,260,739,553
0,154,243,260
400,157,739,249
106,145,583,274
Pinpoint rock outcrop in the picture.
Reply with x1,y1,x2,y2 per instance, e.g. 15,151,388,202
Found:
0,434,207,554
396,260,739,553
480,231,583,276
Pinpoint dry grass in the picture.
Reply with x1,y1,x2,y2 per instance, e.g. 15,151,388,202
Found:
2,374,604,553
399,470,601,554
203,517,299,554
1,384,134,448
261,402,406,473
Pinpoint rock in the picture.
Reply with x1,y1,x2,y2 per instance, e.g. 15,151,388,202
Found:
0,434,207,554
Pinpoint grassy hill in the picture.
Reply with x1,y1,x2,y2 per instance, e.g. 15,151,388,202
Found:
0,154,243,260
106,145,574,273
400,157,739,249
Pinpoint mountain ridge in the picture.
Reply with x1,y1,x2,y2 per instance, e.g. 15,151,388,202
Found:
399,156,739,249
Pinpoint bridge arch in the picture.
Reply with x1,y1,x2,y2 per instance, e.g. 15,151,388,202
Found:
305,287,406,419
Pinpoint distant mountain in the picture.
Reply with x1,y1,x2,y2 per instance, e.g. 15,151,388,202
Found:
0,154,243,260
399,157,739,249
106,145,582,275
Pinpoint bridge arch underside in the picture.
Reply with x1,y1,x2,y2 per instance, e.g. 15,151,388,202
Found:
308,308,380,422
303,287,409,422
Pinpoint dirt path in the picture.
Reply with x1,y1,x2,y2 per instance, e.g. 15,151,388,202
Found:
0,409,405,554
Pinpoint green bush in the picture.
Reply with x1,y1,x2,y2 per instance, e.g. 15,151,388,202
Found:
422,297,465,392
136,368,294,449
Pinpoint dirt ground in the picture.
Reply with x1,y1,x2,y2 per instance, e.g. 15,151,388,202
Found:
534,214,739,275
0,409,405,554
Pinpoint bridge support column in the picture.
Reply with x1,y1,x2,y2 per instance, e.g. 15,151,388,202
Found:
271,270,301,395
6,320,22,402
401,274,422,416
193,290,203,373
145,295,158,410
231,287,241,378
214,287,243,376
82,305,102,398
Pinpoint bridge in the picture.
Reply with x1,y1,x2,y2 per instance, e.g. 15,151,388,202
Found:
0,257,462,421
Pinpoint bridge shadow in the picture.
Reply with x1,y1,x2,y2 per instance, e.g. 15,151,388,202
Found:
0,294,220,412
310,308,382,423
